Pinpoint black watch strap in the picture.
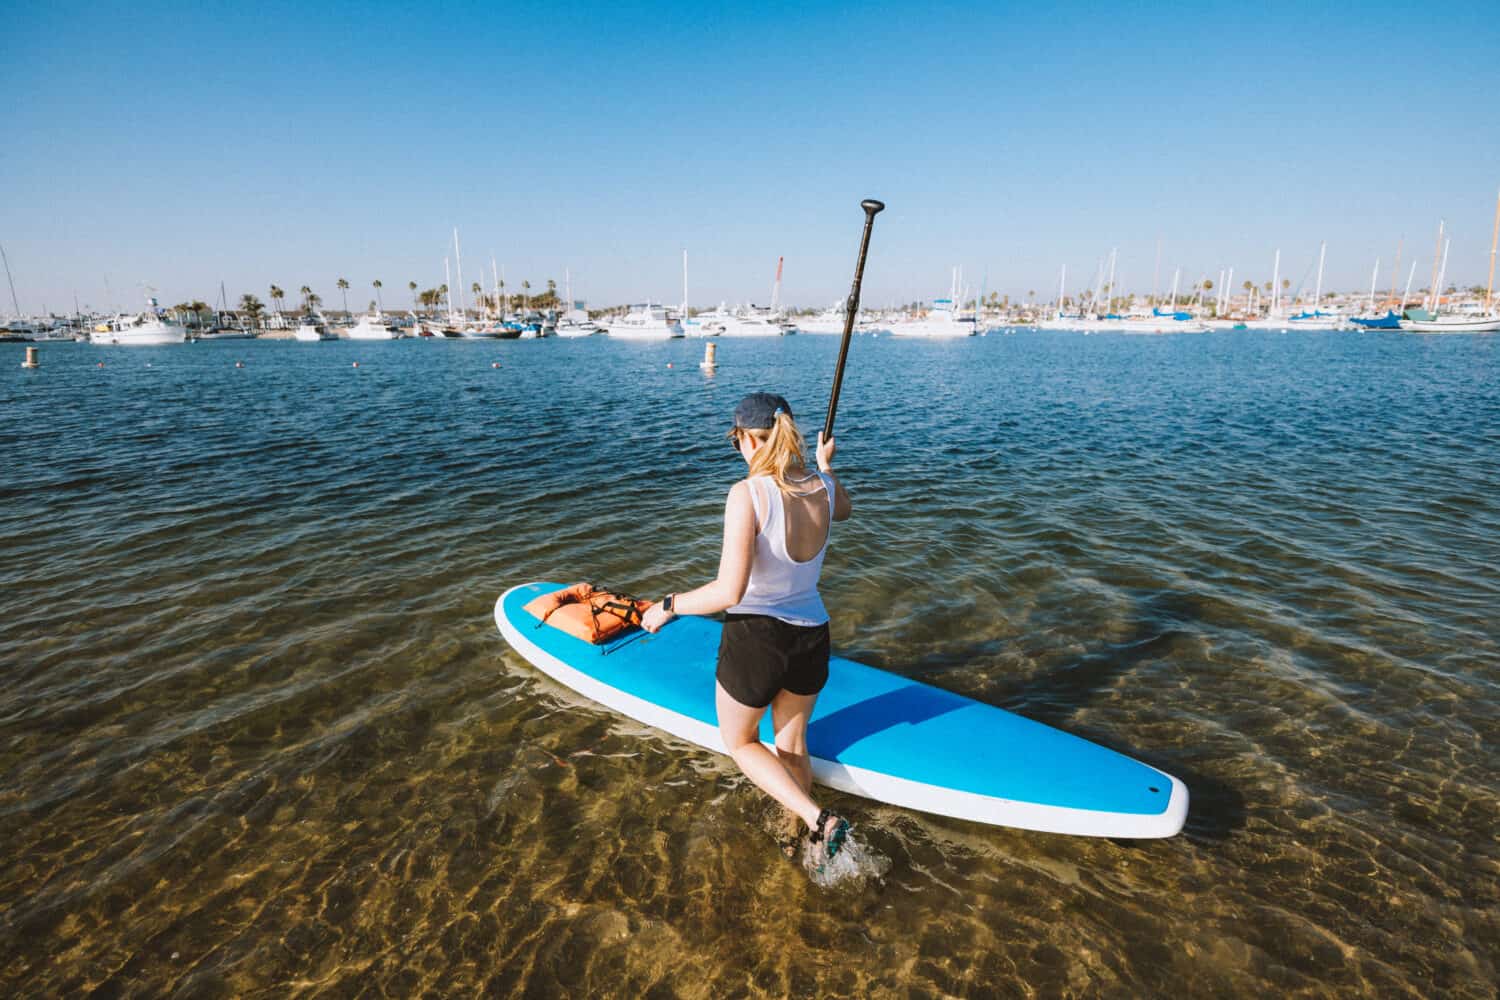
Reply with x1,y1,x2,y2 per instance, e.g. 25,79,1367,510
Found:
663,593,675,614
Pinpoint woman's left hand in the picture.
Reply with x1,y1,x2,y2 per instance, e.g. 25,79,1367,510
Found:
642,602,675,633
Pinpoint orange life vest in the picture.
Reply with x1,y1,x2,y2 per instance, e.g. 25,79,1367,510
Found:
522,582,650,645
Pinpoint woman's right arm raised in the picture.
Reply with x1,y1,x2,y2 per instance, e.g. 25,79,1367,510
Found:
817,432,852,521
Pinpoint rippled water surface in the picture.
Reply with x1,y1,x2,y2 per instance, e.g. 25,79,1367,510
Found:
2,332,1497,997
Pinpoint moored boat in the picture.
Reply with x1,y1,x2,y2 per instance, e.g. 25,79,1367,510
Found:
347,312,398,339
90,297,187,345
607,303,683,339
293,314,336,341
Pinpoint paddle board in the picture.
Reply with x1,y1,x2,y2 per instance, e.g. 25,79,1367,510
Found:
495,582,1188,838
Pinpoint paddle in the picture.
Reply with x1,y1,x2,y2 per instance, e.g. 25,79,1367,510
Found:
823,199,885,443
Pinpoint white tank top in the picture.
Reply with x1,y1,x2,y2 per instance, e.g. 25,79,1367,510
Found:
727,472,836,626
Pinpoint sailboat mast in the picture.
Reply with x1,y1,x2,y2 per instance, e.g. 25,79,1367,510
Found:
1486,187,1500,313
1434,239,1450,314
444,257,453,318
565,267,572,315
1313,241,1326,312
491,255,499,319
0,243,20,317
1105,249,1117,313
1057,264,1066,317
1367,258,1379,314
1400,260,1416,313
1427,220,1445,312
1271,249,1281,317
1225,267,1234,314
681,250,688,316
772,256,783,313
453,228,465,316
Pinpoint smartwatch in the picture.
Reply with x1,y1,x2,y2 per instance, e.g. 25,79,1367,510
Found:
662,593,675,615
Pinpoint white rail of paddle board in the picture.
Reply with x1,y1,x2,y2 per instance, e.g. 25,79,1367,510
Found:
496,585,1188,838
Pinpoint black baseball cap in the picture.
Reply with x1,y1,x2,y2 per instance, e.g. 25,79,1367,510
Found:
733,392,793,430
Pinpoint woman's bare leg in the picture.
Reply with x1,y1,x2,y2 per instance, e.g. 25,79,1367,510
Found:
770,688,818,796
716,682,821,829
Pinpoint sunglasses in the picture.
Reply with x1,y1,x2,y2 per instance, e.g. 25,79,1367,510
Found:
727,426,742,451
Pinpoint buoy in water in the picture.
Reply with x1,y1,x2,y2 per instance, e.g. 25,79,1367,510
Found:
667,362,674,369
97,361,105,368
352,362,360,368
22,347,39,369
491,362,500,369
699,342,717,371
235,361,244,368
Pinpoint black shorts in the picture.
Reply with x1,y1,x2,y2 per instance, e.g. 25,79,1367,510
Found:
716,613,831,709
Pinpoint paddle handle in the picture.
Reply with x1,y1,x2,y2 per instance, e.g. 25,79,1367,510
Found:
823,199,885,443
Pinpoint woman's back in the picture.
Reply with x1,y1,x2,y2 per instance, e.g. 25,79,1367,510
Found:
728,471,834,626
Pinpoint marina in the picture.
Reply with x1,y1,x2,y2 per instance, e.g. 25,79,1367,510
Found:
3,331,1496,995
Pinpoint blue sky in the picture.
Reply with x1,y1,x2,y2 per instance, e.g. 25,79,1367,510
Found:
4,0,1499,313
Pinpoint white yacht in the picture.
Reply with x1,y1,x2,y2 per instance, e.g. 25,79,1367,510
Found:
554,316,602,337
90,308,187,345
797,302,853,334
294,314,336,341
1101,311,1209,334
681,313,721,337
691,303,790,337
347,312,398,340
607,303,683,340
886,297,977,338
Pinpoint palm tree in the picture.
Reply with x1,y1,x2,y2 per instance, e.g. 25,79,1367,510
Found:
471,281,482,316
306,292,322,310
337,278,350,316
299,285,312,312
408,280,418,311
373,279,383,312
498,278,506,318
239,293,265,329
522,280,531,313
269,285,285,316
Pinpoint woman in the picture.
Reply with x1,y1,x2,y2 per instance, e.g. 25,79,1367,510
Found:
641,392,853,859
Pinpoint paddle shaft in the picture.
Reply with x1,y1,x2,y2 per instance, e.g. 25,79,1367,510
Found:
823,199,885,442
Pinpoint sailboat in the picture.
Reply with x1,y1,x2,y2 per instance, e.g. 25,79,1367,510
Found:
1401,192,1500,333
1286,242,1350,329
1350,254,1402,331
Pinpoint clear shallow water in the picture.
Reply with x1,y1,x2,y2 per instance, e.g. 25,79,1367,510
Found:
1,332,1496,997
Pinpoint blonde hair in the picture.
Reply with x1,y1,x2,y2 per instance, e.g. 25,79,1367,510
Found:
742,409,808,494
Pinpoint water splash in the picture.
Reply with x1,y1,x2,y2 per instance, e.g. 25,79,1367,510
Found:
801,824,890,890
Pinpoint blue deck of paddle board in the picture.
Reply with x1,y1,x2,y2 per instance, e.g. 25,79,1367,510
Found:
503,583,1172,818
